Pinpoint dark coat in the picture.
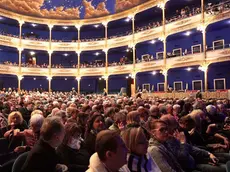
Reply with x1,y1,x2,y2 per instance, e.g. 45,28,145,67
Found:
21,139,60,172
56,144,90,172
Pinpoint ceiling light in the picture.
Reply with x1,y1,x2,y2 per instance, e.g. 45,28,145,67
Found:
99,78,102,80
152,71,157,75
30,51,35,55
186,67,192,71
33,78,36,80
126,49,129,52
94,25,99,28
125,18,131,22
150,40,156,44
95,52,100,56
126,76,129,79
65,78,67,80
63,26,68,30
31,32,34,34
31,23,37,27
63,53,68,57
0,16,4,20
185,31,191,36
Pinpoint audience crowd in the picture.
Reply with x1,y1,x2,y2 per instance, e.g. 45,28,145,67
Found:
0,89,229,172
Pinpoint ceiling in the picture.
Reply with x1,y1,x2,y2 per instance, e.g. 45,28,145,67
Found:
0,0,149,20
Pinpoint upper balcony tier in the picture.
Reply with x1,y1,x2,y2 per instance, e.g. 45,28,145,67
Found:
0,10,229,52
0,47,230,77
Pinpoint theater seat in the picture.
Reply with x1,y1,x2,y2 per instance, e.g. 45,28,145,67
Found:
11,152,29,172
0,138,9,154
226,161,230,172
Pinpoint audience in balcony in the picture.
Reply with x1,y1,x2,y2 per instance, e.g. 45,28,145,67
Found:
0,89,229,172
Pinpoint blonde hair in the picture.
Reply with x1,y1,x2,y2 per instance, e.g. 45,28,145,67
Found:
31,110,43,117
8,111,23,125
121,127,144,153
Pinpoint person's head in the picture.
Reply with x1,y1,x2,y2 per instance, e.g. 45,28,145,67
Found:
206,105,216,116
30,114,44,133
104,107,115,119
51,107,59,116
86,114,105,133
121,127,148,156
40,116,65,148
31,109,44,117
137,107,149,122
179,115,196,131
149,105,159,119
63,122,82,150
66,107,79,119
166,104,173,115
173,104,181,116
8,111,23,126
114,112,126,126
96,130,128,170
149,120,169,143
160,114,178,135
55,110,68,124
26,102,34,111
126,111,140,125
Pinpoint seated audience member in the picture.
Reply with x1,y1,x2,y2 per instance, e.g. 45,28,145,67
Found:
148,120,184,172
104,107,115,128
14,114,44,153
87,130,129,172
162,114,228,172
66,107,79,123
19,102,34,124
121,127,161,172
126,111,141,128
4,111,28,150
84,114,105,155
21,116,66,172
109,112,126,132
57,122,90,172
55,110,68,124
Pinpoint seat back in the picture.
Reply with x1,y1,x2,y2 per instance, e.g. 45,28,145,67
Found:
0,138,9,154
12,152,29,172
227,161,230,172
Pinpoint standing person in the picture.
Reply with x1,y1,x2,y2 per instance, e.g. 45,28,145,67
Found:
87,130,129,172
103,88,107,96
22,116,67,172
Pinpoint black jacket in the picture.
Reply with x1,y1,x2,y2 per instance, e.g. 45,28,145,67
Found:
22,138,60,172
56,144,90,172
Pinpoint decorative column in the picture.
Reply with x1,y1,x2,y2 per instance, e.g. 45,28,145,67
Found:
47,76,52,93
103,22,108,74
131,72,137,95
162,1,167,66
48,24,53,50
199,64,209,92
103,75,109,94
17,75,23,92
17,48,23,77
48,50,53,77
76,51,81,76
76,76,81,94
131,15,136,69
161,69,168,92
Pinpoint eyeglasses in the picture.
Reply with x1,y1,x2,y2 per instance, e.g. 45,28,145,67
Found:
154,127,168,133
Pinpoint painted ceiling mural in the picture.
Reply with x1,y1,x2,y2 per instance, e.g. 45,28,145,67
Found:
0,0,149,19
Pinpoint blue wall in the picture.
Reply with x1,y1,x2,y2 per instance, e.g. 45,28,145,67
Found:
168,66,204,90
21,76,48,91
0,75,18,89
0,50,18,63
52,77,78,91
